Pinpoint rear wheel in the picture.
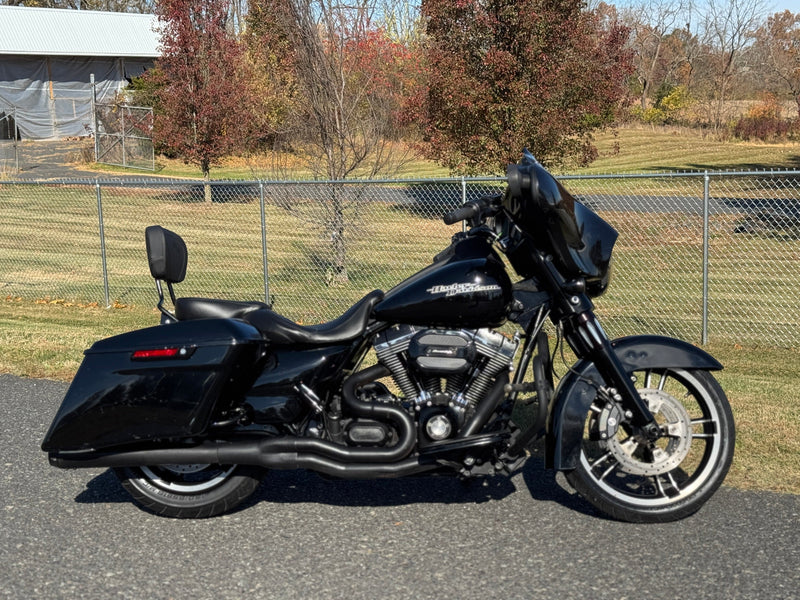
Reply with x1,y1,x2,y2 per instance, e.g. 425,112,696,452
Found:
114,464,265,518
565,368,734,523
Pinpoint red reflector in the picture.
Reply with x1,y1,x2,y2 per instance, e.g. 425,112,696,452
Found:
132,347,182,360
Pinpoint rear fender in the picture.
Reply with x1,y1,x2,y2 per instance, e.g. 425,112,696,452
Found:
546,335,722,471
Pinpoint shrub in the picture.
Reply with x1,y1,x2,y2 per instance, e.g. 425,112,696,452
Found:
656,85,692,114
631,85,692,126
733,93,791,141
733,116,790,141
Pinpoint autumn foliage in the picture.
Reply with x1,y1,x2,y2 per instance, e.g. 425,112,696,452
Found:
151,0,259,179
341,29,427,140
421,0,633,174
149,0,636,177
246,0,425,179
733,93,793,140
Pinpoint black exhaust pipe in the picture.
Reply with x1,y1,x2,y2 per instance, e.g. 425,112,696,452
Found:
336,363,416,462
48,442,439,479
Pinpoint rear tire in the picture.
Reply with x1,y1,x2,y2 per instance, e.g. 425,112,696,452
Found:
114,464,265,518
565,368,734,523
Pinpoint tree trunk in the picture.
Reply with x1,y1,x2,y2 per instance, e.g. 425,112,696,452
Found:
640,80,649,110
203,162,212,204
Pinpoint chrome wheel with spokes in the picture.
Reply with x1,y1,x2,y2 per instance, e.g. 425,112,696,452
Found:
566,368,735,523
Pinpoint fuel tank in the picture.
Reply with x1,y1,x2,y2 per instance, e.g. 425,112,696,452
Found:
374,235,513,328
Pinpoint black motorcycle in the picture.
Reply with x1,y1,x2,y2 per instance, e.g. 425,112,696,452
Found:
42,151,735,523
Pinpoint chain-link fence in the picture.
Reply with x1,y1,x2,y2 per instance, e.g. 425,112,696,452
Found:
94,103,155,171
0,107,20,175
1,172,798,347
561,172,800,346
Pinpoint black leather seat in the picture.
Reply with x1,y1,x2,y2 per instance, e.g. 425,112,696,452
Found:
175,298,269,321
243,290,384,346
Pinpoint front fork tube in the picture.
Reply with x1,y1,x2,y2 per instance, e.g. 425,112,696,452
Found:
563,312,661,441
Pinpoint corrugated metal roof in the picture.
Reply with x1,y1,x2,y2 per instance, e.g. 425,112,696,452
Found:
0,6,160,58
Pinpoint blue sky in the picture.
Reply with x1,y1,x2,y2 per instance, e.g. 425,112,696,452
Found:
613,0,800,16
767,0,800,14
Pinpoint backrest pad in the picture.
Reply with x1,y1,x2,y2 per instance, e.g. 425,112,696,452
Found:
145,225,188,283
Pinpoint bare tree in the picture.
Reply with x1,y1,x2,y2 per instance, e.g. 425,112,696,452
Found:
671,20,705,96
701,0,767,131
249,0,421,285
278,0,413,182
753,11,800,117
624,0,689,109
380,0,423,45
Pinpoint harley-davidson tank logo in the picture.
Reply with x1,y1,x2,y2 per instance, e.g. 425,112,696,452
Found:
426,283,502,297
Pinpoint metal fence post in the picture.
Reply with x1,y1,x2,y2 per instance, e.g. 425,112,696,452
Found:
259,181,271,306
90,74,99,163
121,107,127,168
13,106,19,172
96,180,111,308
702,171,710,345
461,176,467,233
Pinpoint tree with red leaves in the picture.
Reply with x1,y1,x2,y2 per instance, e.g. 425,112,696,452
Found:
422,0,633,174
153,0,258,198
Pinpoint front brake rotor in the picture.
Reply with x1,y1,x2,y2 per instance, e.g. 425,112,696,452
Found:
598,388,693,476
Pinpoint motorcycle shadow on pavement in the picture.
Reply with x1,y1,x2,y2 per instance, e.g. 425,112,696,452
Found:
74,446,597,517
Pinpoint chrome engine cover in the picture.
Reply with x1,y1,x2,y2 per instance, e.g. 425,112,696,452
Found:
374,325,518,412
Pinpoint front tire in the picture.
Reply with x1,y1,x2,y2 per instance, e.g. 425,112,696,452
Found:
565,368,734,523
114,464,265,518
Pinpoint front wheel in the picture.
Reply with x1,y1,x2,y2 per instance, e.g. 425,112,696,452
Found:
565,368,734,523
114,464,265,518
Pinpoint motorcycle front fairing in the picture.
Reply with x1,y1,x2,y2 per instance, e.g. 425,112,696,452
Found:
503,151,618,297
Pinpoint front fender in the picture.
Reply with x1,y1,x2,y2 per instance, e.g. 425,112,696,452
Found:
546,335,722,471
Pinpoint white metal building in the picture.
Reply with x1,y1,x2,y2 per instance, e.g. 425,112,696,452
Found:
0,6,159,139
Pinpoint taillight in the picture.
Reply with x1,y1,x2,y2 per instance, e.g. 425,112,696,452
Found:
131,347,192,360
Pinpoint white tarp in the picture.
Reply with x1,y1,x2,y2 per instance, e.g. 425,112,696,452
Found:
0,55,152,139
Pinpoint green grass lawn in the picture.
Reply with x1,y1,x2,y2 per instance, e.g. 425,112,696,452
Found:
572,124,800,174
89,148,452,180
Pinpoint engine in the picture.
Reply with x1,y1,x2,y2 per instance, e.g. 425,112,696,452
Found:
373,325,518,444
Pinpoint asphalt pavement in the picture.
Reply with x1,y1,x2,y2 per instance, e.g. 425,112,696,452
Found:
1,374,798,600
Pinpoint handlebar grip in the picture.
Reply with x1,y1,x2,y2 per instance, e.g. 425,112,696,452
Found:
443,202,479,225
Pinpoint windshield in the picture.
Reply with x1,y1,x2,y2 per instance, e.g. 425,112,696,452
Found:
503,151,618,296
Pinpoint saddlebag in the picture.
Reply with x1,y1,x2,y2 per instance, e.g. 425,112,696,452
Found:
42,319,264,452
